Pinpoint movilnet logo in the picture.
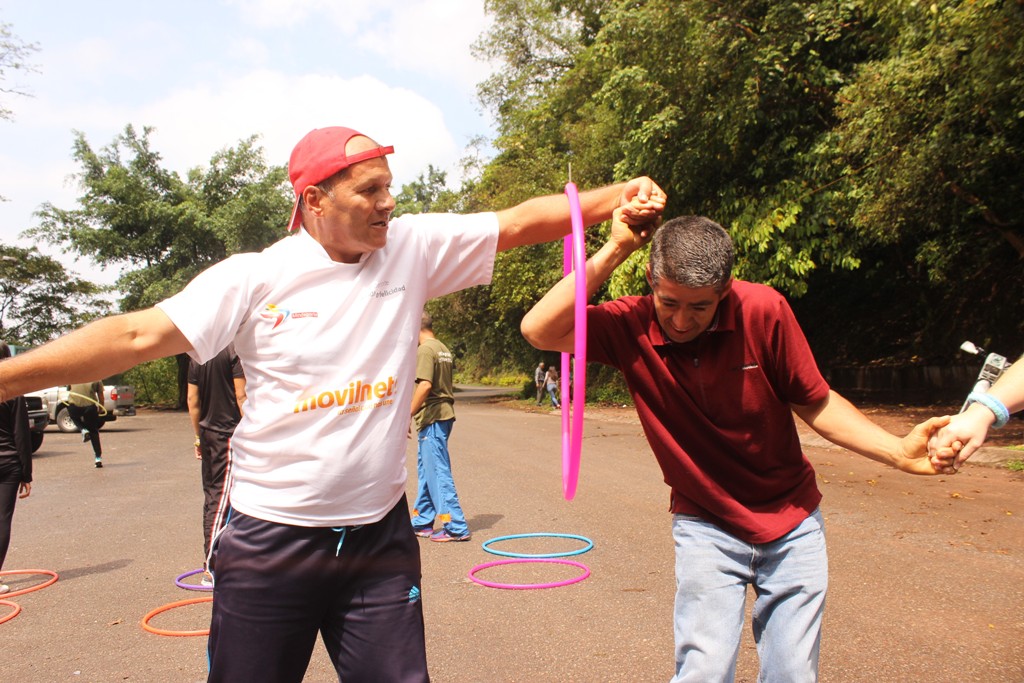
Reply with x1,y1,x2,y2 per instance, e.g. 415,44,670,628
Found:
370,280,407,299
260,304,290,329
260,304,318,329
293,376,399,416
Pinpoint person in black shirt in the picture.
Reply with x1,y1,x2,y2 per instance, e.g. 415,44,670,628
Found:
187,344,246,586
0,342,32,594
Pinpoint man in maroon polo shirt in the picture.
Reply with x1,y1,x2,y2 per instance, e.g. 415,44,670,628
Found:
521,209,954,683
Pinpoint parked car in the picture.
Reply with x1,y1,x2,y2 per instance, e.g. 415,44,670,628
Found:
24,392,49,453
29,384,136,433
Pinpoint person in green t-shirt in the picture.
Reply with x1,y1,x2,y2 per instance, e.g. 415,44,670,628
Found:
67,381,105,468
409,313,470,542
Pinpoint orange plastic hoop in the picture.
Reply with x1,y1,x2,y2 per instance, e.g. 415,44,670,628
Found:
141,595,213,637
0,599,22,624
0,569,59,598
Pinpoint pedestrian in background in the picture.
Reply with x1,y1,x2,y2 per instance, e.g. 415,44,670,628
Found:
544,364,561,409
0,342,32,594
67,380,105,468
410,313,470,542
188,344,246,586
534,360,546,405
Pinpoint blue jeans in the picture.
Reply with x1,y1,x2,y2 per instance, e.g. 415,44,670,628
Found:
411,419,468,536
670,509,827,683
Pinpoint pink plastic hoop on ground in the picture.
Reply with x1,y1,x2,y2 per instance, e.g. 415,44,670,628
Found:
468,557,591,590
561,182,587,500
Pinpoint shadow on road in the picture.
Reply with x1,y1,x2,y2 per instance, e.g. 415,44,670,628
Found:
56,559,134,582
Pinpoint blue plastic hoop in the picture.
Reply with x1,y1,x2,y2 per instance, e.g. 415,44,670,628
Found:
481,532,594,558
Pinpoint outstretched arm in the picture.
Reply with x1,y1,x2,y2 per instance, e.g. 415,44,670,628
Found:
521,203,658,353
0,307,191,402
792,390,953,475
495,177,665,253
929,356,1024,469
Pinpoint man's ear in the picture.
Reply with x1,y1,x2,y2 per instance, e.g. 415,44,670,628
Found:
302,185,326,217
645,263,654,289
718,277,734,300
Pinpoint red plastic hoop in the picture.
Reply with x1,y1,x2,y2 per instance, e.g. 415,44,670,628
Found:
141,595,213,637
0,569,59,598
0,599,22,625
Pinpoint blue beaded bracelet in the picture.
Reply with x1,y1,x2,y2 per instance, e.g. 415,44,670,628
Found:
967,391,1010,428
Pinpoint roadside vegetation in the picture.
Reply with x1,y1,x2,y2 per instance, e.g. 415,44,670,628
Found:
1,2,1021,406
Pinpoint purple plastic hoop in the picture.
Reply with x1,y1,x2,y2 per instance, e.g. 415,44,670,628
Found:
175,568,213,592
468,557,590,590
561,182,587,500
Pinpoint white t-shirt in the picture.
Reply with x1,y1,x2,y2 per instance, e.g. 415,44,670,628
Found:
157,212,499,527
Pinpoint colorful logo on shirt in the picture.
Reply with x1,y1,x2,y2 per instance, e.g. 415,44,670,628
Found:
260,304,290,329
260,304,318,329
293,376,399,415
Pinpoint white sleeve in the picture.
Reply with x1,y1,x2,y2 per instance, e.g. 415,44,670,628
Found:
156,254,260,364
396,212,499,299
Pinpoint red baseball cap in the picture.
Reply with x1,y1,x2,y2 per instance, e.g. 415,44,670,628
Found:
286,127,395,231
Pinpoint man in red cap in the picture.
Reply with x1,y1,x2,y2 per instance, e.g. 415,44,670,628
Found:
0,125,665,682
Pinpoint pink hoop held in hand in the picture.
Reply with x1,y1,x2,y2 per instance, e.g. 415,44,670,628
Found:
561,182,587,500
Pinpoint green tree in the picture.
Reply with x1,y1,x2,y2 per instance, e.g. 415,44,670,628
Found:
813,0,1024,358
0,243,108,346
28,125,290,311
465,0,1022,374
1,18,40,202
0,19,39,123
26,124,293,405
393,164,455,216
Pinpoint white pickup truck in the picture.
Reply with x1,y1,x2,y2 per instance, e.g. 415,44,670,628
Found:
30,384,137,433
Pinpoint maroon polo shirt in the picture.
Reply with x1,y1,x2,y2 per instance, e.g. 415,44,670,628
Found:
587,280,829,543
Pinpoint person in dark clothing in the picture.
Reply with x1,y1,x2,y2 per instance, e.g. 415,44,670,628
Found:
187,344,246,586
67,381,105,468
0,342,32,594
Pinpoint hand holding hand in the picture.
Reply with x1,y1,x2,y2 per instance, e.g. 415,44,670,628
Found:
619,177,666,226
894,415,957,475
928,404,994,470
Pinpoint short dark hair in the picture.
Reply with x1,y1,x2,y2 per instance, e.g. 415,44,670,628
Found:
649,216,734,291
0,342,10,360
421,312,434,331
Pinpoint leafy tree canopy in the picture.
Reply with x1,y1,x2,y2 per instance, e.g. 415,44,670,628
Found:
455,0,1023,371
26,125,292,311
0,243,108,346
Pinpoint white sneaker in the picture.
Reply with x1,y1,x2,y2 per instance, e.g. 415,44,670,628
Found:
200,572,214,587
0,584,9,595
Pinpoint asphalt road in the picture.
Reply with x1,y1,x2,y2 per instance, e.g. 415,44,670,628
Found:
3,387,1022,682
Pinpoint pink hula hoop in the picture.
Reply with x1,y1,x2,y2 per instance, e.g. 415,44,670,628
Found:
561,182,587,500
468,557,591,590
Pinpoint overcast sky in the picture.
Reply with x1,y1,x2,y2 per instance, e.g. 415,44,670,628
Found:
0,0,497,285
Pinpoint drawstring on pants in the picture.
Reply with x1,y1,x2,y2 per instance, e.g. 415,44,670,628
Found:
331,525,363,556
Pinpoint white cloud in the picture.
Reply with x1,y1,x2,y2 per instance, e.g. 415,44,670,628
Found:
132,70,458,186
354,0,494,92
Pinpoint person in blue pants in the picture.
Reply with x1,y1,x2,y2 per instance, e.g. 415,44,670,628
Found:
410,313,470,542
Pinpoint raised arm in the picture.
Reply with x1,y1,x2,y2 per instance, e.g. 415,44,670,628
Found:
521,203,658,353
0,307,192,402
495,177,665,253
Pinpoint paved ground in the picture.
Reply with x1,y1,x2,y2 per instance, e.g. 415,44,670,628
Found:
2,387,1022,682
